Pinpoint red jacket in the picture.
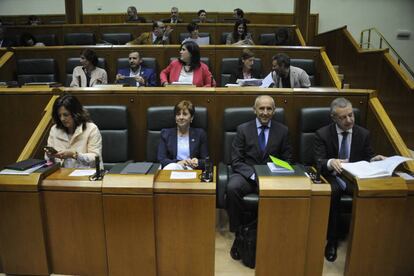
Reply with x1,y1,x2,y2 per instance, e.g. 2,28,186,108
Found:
160,60,215,87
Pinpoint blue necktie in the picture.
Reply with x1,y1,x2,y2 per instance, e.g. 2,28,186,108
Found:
339,131,349,159
258,125,267,152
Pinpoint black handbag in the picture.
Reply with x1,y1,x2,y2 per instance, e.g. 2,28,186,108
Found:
238,219,257,268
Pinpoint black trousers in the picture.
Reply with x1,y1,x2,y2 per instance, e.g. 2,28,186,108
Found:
326,175,354,241
226,173,258,232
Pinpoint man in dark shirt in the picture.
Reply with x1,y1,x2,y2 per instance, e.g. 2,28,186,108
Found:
126,6,146,23
162,7,183,24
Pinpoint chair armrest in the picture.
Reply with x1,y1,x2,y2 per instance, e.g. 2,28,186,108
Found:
217,162,229,209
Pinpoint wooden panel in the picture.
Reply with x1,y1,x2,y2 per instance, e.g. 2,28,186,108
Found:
0,192,49,275
103,194,156,276
345,196,406,275
155,193,215,276
259,175,311,197
396,192,414,275
43,190,107,275
256,197,310,276
65,0,83,24
304,193,330,276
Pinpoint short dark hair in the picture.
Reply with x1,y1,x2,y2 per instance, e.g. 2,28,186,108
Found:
197,9,206,16
239,49,255,69
52,94,90,132
187,22,199,33
234,8,244,18
179,41,201,70
272,53,290,68
174,100,195,117
232,19,248,41
20,32,37,46
81,48,99,67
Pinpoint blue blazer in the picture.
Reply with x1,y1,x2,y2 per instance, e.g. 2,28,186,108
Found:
157,127,209,168
117,66,157,86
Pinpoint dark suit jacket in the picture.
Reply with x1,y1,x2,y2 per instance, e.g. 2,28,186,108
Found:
229,67,261,84
157,127,208,168
231,119,292,180
126,16,146,23
161,18,183,23
117,66,157,86
314,123,375,176
0,38,14,48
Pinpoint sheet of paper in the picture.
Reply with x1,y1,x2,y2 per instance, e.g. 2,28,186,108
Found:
197,36,210,45
225,83,241,87
170,171,197,179
269,155,294,171
69,169,96,177
260,72,274,88
0,163,46,175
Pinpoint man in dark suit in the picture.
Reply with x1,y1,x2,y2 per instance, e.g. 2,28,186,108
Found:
227,95,292,260
116,51,157,86
314,97,385,262
162,7,183,24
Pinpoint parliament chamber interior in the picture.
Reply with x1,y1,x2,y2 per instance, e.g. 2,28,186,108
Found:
0,1,413,275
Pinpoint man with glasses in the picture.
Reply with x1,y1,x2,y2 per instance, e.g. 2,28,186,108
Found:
127,21,173,45
314,97,385,262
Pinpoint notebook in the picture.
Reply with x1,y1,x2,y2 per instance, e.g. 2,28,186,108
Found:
4,159,46,171
120,162,153,174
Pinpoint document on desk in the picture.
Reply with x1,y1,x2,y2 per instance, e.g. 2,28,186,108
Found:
0,163,46,175
170,171,197,179
69,169,96,177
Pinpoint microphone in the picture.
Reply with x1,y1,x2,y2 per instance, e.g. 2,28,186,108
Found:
315,159,322,183
201,156,212,182
95,155,101,179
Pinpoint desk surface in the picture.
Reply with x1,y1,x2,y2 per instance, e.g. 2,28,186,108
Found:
42,168,102,192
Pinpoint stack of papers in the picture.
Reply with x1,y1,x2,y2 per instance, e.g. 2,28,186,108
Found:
267,155,294,174
236,78,263,86
0,163,46,175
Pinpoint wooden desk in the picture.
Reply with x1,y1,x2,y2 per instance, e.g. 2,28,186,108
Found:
344,175,408,275
154,169,216,276
0,169,53,275
255,165,330,276
41,168,107,275
102,163,158,276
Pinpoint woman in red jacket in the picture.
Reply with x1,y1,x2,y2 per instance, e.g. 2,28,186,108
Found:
160,41,215,87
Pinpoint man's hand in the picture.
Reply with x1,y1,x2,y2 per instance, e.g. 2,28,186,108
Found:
164,26,173,37
134,75,145,85
331,159,348,174
370,155,386,162
116,74,125,81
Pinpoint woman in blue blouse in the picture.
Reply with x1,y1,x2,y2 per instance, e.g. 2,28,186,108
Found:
157,100,208,170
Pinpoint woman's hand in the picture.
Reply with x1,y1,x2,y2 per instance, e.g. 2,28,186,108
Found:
55,150,76,160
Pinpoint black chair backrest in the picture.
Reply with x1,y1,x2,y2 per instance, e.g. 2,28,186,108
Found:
221,57,262,87
33,34,57,46
299,107,360,165
221,32,231,44
290,59,316,86
146,106,208,162
16,58,57,85
179,32,210,43
259,33,276,45
168,57,211,70
117,57,157,72
84,105,128,170
222,107,285,164
65,57,106,86
64,33,96,45
101,33,132,45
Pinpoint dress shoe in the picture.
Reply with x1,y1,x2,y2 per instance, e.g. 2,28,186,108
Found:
230,236,241,260
325,241,337,262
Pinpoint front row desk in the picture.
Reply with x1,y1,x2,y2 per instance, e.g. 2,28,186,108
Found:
0,163,412,276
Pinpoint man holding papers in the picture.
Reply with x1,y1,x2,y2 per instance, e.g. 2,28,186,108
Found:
227,95,292,260
116,51,157,87
313,97,385,262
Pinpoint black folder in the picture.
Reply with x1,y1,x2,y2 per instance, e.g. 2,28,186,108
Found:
4,159,46,171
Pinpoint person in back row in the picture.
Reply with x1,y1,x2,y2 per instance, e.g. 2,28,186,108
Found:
126,6,146,23
162,7,183,23
314,97,385,262
229,49,261,84
227,95,292,261
116,51,157,86
233,8,250,23
262,53,310,88
226,20,254,45
157,100,208,170
182,22,210,45
127,21,173,45
45,93,103,169
160,41,215,87
193,9,214,23
20,32,45,47
70,49,107,87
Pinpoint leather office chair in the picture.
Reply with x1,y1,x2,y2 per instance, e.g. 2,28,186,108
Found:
64,33,96,45
33,34,57,46
146,106,208,162
16,58,57,85
290,59,316,86
259,33,276,45
220,58,262,87
217,107,285,214
299,107,360,237
168,57,211,70
101,33,132,45
65,57,106,86
178,32,211,43
84,105,129,170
